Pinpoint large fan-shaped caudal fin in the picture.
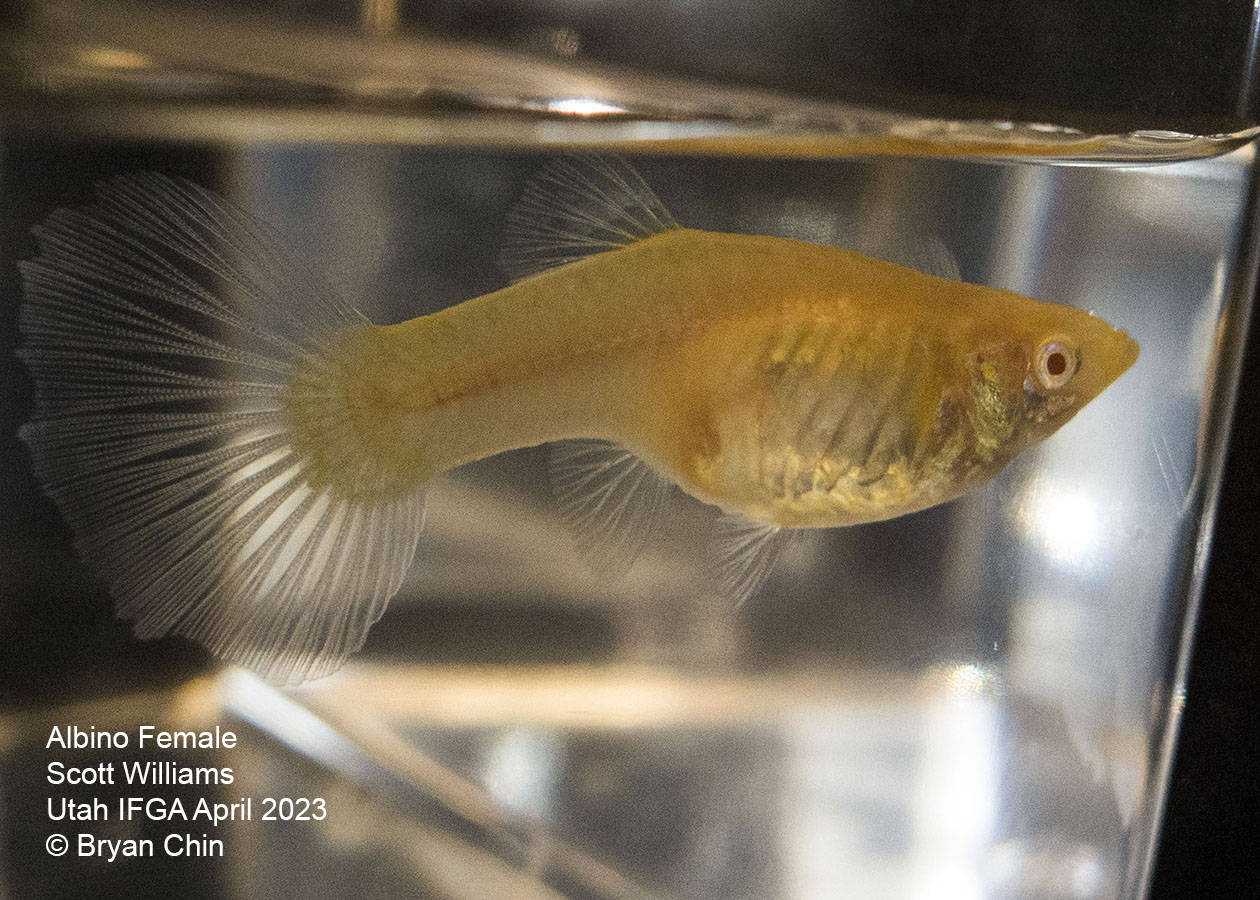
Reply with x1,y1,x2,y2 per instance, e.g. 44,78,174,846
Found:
18,174,425,684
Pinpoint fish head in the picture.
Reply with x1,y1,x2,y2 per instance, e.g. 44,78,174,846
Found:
961,298,1139,463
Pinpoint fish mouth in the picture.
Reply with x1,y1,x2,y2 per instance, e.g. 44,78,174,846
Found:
1117,330,1140,373
1082,327,1139,398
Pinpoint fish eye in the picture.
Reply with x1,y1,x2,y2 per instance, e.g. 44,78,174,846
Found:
1034,339,1079,390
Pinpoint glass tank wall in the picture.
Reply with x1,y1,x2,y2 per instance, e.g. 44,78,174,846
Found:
1,3,1257,900
2,138,1251,900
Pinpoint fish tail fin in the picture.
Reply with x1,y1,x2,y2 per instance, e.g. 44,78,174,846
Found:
17,174,426,684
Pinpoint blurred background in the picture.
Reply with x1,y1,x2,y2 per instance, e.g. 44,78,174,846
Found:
2,3,1259,900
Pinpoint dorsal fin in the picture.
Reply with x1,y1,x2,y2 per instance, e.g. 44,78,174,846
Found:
851,212,962,281
549,439,674,579
499,155,678,282
707,514,793,607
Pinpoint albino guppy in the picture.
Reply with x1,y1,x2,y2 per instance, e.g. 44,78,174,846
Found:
17,157,1138,683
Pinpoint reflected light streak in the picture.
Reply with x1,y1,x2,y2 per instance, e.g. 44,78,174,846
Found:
308,665,914,730
78,48,151,69
220,669,378,782
546,98,627,115
910,681,999,900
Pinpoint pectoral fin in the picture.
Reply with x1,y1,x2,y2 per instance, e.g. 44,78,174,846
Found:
707,514,792,607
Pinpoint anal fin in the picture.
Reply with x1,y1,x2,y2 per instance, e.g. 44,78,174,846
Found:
549,439,674,579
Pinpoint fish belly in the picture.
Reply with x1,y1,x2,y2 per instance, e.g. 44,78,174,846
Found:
641,309,957,527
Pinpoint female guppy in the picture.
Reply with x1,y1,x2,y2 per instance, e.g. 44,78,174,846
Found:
18,157,1138,683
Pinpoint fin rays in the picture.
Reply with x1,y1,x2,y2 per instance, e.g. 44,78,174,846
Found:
19,173,423,684
549,440,674,580
708,515,792,607
500,154,678,281
851,214,961,282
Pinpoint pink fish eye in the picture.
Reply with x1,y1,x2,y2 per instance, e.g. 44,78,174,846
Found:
1035,339,1079,389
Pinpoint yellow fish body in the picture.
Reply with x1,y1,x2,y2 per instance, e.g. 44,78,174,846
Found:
18,157,1137,683
297,225,1136,524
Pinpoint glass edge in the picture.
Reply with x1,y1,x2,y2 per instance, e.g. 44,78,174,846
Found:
1134,154,1260,899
